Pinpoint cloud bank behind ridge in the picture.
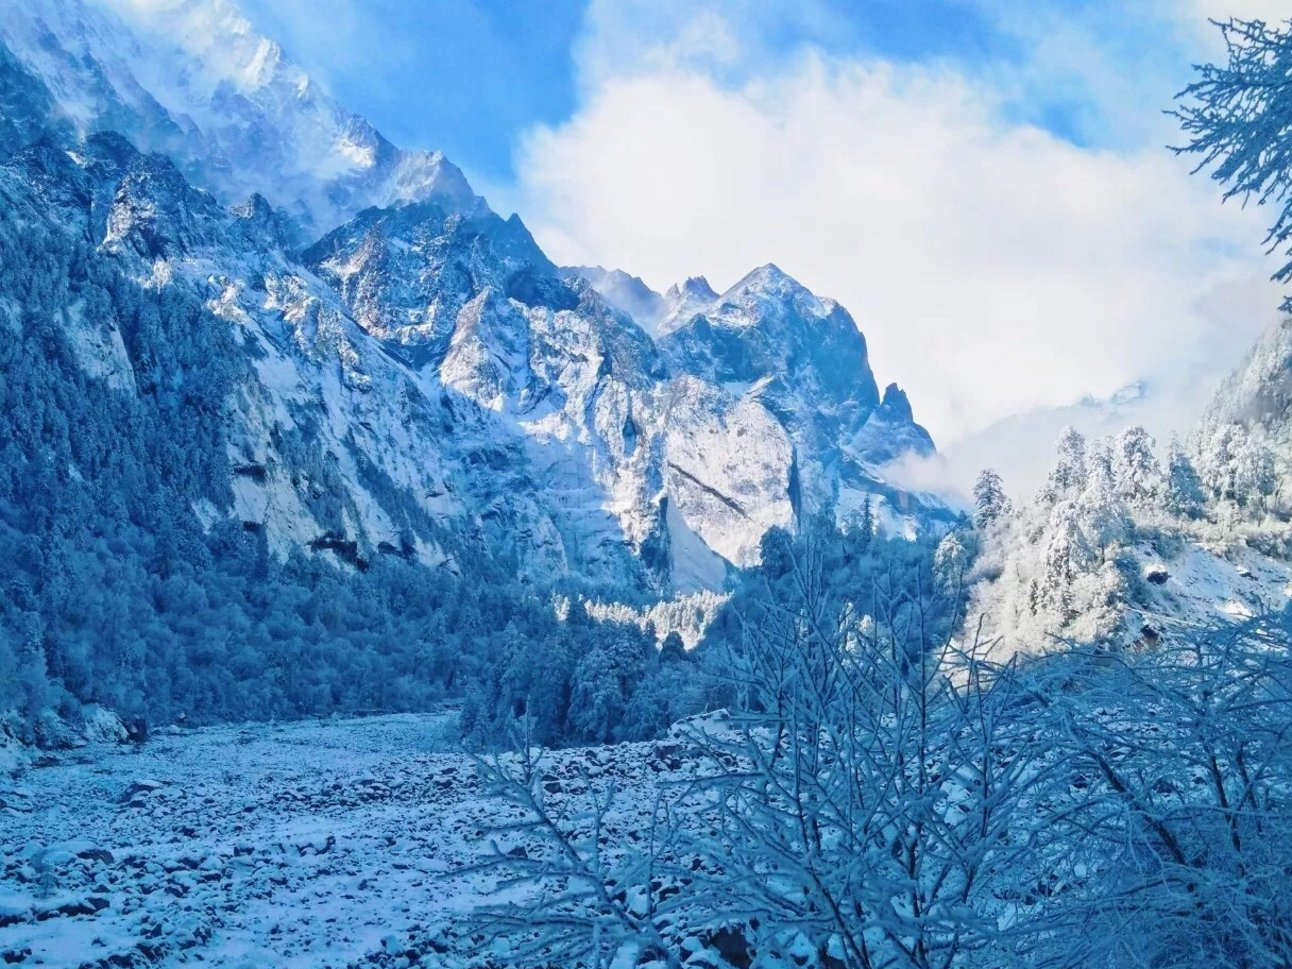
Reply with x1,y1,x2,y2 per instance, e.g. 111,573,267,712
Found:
508,0,1285,480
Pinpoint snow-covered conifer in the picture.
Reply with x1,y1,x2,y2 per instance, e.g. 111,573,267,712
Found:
1076,443,1130,558
1233,432,1278,509
1164,437,1206,518
972,468,1011,528
1174,18,1292,311
1112,425,1161,505
933,530,968,588
1041,427,1088,503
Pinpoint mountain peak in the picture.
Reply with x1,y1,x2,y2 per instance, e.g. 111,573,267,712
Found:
666,276,718,302
656,276,719,336
0,0,488,235
739,262,790,284
721,263,817,305
879,383,915,423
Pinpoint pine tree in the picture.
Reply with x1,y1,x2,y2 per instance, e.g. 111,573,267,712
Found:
1174,18,1292,311
1041,427,1088,503
1077,441,1129,559
933,531,968,588
567,647,626,745
1112,425,1161,505
1233,433,1277,510
659,632,687,665
1164,438,1206,519
971,468,1011,528
1196,422,1240,502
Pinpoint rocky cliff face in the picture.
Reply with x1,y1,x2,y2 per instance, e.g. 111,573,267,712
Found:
0,0,949,593
657,265,937,523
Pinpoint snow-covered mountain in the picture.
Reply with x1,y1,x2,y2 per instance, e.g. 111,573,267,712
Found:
658,264,937,521
0,0,483,238
559,265,667,336
572,262,942,530
0,0,947,593
1197,316,1292,451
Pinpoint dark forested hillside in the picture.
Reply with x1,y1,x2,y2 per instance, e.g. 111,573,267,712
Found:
0,174,476,731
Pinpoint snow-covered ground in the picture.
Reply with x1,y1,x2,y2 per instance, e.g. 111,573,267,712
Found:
1132,536,1292,635
0,713,703,968
3,713,466,967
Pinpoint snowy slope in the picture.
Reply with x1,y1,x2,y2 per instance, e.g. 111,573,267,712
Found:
1197,315,1292,457
1130,537,1292,635
963,314,1292,660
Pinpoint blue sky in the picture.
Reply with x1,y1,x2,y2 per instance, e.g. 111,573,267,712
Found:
245,0,1182,184
242,0,1286,488
245,0,586,184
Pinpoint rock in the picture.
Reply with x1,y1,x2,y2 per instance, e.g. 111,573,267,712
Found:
118,779,164,804
0,895,31,929
78,848,115,865
702,926,753,969
34,896,105,920
684,951,726,969
297,835,336,856
80,706,129,745
0,794,32,813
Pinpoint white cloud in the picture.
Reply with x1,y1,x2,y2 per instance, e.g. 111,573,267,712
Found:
513,6,1281,458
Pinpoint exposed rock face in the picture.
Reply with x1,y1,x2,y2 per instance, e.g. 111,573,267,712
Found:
659,264,937,524
0,0,949,593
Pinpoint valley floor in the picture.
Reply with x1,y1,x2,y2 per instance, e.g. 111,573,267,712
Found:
0,713,687,968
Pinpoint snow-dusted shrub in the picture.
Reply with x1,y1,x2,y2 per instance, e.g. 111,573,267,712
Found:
469,523,1051,968
668,538,1047,969
1026,610,1292,968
